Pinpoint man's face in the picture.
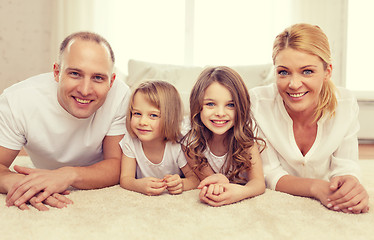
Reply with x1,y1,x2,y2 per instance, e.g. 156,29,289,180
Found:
54,39,115,119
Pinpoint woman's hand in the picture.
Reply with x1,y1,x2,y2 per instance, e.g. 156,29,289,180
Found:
327,175,369,214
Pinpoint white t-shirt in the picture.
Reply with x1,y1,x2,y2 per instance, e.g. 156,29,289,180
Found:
120,134,187,179
0,72,130,169
204,146,227,173
249,83,361,190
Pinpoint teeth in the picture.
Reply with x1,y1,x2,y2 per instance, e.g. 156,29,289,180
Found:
289,92,305,98
212,120,227,124
75,98,91,104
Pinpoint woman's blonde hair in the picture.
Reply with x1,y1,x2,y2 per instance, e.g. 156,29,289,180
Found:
182,66,264,184
126,81,184,143
273,23,337,121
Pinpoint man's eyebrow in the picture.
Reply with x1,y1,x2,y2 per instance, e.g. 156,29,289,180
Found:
65,67,82,72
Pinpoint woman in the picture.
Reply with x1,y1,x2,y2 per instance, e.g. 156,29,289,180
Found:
249,23,369,213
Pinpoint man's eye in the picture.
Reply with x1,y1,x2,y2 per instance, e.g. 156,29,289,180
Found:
69,72,80,77
93,76,104,81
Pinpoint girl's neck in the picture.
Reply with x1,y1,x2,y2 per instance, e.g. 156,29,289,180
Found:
207,133,229,157
141,138,166,164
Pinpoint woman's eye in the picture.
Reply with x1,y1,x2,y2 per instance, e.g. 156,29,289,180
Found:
278,70,288,76
303,69,313,75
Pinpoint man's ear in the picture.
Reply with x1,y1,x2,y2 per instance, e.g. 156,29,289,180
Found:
53,63,60,82
110,73,116,88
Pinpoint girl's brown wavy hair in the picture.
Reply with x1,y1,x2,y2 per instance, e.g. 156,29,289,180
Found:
182,66,265,184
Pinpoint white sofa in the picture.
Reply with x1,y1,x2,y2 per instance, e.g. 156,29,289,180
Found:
118,59,275,115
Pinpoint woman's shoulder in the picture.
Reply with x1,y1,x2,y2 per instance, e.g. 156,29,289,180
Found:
336,87,356,100
249,83,278,102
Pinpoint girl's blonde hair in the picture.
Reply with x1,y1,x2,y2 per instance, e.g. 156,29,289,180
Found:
273,23,337,122
126,81,184,143
183,66,264,184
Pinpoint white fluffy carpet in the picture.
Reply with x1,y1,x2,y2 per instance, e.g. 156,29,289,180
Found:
1,157,373,240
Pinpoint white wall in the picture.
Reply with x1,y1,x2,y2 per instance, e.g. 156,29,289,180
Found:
0,0,54,93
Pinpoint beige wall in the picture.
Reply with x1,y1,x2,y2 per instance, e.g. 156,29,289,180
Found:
0,0,54,93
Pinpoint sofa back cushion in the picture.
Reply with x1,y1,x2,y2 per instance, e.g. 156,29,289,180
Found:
125,59,274,115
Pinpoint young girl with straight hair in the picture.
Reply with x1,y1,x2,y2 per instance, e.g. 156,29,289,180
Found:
120,81,199,195
183,66,265,206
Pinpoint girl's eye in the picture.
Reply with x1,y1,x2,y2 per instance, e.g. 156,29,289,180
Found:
132,112,141,116
303,69,313,75
227,103,235,108
278,70,288,76
150,114,159,118
206,102,215,107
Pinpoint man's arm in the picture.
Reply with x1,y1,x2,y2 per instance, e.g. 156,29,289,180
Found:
7,134,124,207
0,146,21,193
68,134,124,189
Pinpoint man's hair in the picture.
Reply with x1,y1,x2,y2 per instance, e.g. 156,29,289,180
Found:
59,31,115,63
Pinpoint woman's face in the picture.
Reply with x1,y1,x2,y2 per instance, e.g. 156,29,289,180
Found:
274,48,332,118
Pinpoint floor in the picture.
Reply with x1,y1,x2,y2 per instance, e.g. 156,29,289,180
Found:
359,144,374,159
19,145,374,159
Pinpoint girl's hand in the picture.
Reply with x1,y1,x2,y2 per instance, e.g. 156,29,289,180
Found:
138,177,167,196
163,174,183,195
327,175,370,214
199,183,243,207
197,173,229,189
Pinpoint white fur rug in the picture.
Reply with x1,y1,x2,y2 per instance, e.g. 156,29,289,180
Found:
1,157,373,240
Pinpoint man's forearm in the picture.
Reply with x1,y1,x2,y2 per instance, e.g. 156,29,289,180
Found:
0,166,22,194
67,158,121,189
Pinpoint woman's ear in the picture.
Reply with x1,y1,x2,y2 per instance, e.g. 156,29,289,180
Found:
324,64,332,82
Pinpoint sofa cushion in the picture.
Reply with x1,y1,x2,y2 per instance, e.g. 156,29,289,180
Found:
126,59,274,114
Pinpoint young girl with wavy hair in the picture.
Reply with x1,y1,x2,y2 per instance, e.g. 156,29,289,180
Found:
120,81,199,196
183,66,265,206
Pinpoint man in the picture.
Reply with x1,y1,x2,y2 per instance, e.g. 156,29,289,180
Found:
0,32,130,211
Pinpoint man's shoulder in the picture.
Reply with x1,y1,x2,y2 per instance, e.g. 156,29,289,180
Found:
3,72,54,95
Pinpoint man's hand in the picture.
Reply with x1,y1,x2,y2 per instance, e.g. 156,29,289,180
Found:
6,165,76,208
18,191,73,211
